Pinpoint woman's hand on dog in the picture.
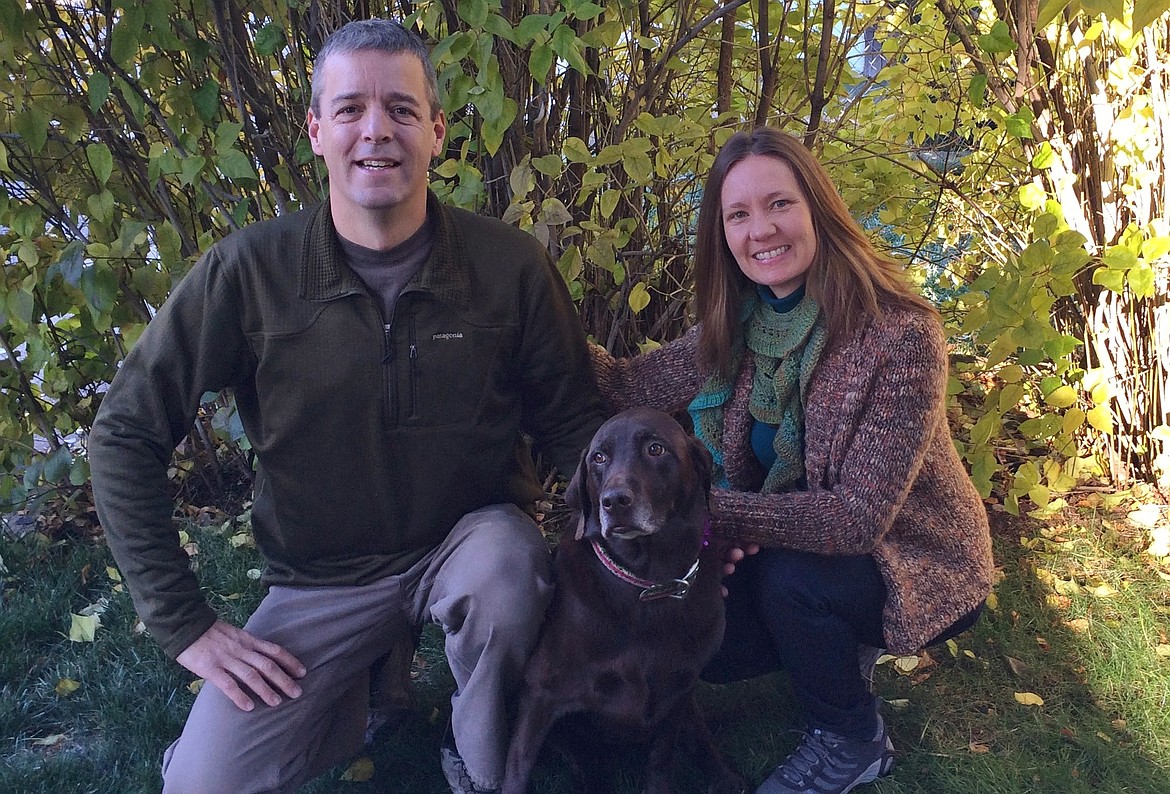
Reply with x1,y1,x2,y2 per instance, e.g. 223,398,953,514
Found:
720,543,760,597
175,619,307,711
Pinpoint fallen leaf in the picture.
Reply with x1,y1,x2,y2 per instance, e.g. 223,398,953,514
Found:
188,679,205,695
1090,582,1119,598
1112,719,1127,730
1157,644,1170,658
69,613,100,643
341,757,375,782
894,655,920,673
1147,527,1170,558
986,591,999,610
1006,656,1031,678
886,698,911,711
1015,691,1045,706
968,741,991,754
1036,636,1051,651
32,734,67,747
55,678,81,697
1065,618,1090,633
106,566,122,583
1046,593,1072,610
247,568,262,580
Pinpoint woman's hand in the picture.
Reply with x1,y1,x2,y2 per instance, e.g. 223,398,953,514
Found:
720,543,760,596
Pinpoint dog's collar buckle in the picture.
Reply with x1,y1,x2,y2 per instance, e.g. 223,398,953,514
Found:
590,539,700,602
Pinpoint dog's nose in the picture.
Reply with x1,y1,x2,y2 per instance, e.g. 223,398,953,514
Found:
600,488,633,512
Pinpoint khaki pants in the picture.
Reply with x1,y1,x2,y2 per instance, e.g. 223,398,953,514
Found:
160,504,553,793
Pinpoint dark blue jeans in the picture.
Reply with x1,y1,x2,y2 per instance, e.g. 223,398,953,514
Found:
702,548,982,740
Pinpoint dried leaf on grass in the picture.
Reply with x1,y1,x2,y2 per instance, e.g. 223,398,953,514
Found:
342,757,375,782
68,613,100,642
1014,691,1045,706
54,678,81,697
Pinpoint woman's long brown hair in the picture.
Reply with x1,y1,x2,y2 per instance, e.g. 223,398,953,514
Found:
693,128,936,378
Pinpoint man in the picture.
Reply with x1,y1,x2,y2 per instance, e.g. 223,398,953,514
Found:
89,19,605,794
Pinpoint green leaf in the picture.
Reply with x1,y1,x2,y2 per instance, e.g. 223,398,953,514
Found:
531,154,563,177
216,148,257,180
110,7,144,68
623,154,653,184
1081,0,1127,22
968,74,988,106
537,198,573,225
1031,142,1057,169
14,107,49,154
1141,236,1170,263
49,240,86,287
528,44,555,83
1019,183,1046,209
977,20,1017,54
1092,266,1126,293
6,286,34,326
1006,106,1035,139
1127,263,1155,297
1037,0,1072,28
562,137,592,163
253,22,284,57
43,444,73,482
87,189,115,225
599,189,619,219
571,2,605,20
458,0,489,28
628,282,651,314
86,143,114,185
1103,245,1138,270
88,73,111,113
1134,0,1170,30
192,79,220,123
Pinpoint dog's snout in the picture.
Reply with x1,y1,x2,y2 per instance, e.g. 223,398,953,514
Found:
601,486,633,512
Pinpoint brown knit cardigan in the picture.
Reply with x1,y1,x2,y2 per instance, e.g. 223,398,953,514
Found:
589,306,993,655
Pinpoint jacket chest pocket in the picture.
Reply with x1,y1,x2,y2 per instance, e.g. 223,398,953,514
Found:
397,313,514,428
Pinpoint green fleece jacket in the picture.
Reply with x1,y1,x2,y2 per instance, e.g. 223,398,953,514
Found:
89,194,605,659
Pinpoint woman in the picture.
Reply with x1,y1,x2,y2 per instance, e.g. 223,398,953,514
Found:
589,128,993,794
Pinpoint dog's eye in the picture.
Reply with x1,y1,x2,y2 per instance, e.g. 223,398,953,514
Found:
591,451,608,464
647,442,665,457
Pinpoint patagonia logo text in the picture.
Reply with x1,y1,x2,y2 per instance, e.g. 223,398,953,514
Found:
432,332,464,340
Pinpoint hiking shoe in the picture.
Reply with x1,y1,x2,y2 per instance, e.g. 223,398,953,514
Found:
756,714,895,794
440,720,500,794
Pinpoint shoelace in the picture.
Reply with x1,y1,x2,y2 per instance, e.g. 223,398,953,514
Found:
780,729,846,784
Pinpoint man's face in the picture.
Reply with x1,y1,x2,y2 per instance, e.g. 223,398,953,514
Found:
306,49,446,234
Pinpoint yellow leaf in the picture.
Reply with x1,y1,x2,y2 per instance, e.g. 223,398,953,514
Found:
55,678,81,697
1086,404,1112,433
969,741,991,754
1014,691,1045,706
986,591,999,610
68,613,100,643
1065,618,1090,633
1044,385,1078,408
188,679,205,695
106,566,122,583
894,655,920,673
341,757,376,782
1090,583,1119,598
1157,644,1170,658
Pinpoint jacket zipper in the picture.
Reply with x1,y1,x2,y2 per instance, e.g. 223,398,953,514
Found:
382,322,396,426
407,316,418,419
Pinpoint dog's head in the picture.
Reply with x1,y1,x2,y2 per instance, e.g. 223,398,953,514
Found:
565,407,713,543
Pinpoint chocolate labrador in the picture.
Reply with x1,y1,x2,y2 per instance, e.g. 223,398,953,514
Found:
502,407,743,794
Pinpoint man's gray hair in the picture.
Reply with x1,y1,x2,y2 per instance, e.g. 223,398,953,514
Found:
310,19,441,117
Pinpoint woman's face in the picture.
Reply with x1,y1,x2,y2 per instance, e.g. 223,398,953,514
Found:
720,154,817,299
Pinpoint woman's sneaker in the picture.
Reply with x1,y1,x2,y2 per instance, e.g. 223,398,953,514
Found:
756,714,895,794
440,720,500,794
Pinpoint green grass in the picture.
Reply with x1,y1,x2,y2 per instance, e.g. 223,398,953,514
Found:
4,503,1170,793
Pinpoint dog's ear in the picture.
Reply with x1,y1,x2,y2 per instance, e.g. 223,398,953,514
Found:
689,436,714,500
563,449,592,540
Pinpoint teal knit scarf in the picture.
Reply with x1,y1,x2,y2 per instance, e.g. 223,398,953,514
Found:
687,291,827,492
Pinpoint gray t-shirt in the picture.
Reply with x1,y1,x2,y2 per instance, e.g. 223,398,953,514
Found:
339,220,434,321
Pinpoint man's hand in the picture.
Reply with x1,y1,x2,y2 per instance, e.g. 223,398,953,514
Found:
175,620,307,712
720,543,761,597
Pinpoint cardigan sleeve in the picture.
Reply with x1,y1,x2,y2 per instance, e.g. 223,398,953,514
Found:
588,325,708,414
709,312,949,555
